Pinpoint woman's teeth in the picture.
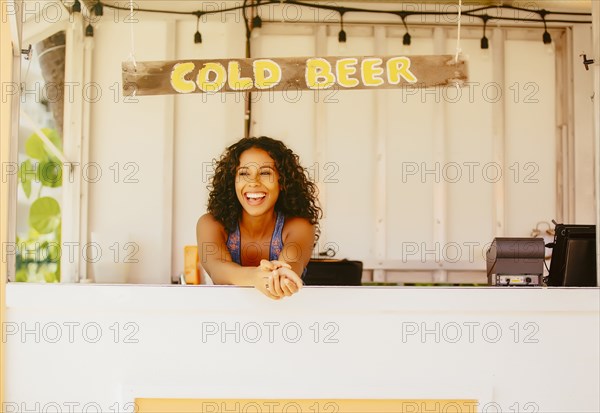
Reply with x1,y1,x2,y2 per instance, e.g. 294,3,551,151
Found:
246,193,266,199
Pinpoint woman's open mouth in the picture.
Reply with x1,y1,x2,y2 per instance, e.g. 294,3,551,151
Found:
244,192,266,206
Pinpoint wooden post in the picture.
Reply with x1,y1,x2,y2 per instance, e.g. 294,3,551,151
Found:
1,0,19,404
592,0,600,286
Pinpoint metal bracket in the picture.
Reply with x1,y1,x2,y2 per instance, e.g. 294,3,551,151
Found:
20,44,32,60
580,54,596,71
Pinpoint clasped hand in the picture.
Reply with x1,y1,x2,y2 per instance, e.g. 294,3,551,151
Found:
255,259,303,300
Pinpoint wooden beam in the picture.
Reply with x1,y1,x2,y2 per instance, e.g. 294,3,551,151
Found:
6,0,21,55
136,398,479,413
592,0,600,285
1,0,18,406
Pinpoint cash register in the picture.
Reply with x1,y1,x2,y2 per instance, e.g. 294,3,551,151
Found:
486,238,545,286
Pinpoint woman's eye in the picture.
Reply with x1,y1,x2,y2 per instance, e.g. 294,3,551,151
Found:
238,171,248,176
260,171,271,176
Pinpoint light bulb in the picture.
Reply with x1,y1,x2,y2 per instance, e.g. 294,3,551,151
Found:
94,2,103,16
481,46,490,61
252,15,262,29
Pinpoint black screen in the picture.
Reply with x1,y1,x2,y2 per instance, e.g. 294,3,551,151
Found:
564,238,597,286
548,224,597,287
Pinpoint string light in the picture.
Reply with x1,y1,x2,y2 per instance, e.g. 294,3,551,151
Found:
93,2,103,17
72,0,81,13
94,2,590,46
252,15,262,29
540,10,552,44
194,13,202,44
480,15,490,49
85,23,94,37
338,11,346,43
251,13,262,39
399,13,411,46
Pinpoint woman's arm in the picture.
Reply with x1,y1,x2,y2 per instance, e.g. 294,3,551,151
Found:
279,217,316,277
196,213,305,299
196,213,267,287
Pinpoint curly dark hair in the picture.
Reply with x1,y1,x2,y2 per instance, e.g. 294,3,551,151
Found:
207,136,322,235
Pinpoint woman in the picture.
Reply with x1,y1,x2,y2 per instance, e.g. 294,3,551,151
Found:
196,137,322,300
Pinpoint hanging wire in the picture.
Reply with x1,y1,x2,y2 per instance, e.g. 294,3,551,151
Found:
480,15,490,49
540,10,552,44
100,1,591,24
399,13,411,46
338,11,346,43
194,13,202,44
128,0,137,71
454,0,462,63
97,1,591,46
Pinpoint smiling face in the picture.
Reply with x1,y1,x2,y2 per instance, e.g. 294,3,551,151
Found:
235,147,280,218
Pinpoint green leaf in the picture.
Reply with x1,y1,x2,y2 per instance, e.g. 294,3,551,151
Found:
56,260,61,282
38,160,62,188
25,128,62,161
29,197,61,234
18,159,35,198
15,268,28,282
41,264,59,283
47,241,61,263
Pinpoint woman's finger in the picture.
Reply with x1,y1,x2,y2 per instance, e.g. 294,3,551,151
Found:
261,277,280,300
281,278,298,297
283,278,300,296
276,267,303,290
260,259,275,271
271,271,285,296
270,260,292,270
280,278,293,296
264,287,281,300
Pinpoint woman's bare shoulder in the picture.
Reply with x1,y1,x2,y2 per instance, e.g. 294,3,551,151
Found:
197,213,227,240
282,216,314,237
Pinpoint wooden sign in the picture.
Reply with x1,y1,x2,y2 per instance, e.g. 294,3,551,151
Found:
135,398,479,413
122,55,467,96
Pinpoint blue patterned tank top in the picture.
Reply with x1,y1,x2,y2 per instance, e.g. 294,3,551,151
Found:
226,211,285,265
226,212,307,277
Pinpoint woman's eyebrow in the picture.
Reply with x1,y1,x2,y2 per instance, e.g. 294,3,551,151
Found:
237,164,275,171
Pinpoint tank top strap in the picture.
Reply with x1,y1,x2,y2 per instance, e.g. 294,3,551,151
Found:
226,224,242,265
269,211,285,261
269,213,308,278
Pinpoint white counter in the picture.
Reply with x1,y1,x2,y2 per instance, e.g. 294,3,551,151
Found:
4,284,600,412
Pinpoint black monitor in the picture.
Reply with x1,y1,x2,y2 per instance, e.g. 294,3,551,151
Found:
303,259,363,286
547,224,597,287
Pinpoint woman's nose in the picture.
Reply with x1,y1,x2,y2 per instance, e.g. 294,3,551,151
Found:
247,170,259,183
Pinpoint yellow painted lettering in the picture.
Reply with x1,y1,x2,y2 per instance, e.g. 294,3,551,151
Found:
336,58,359,88
305,58,335,90
170,62,196,94
196,62,227,93
387,57,417,84
361,58,384,86
253,59,282,90
228,61,254,91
